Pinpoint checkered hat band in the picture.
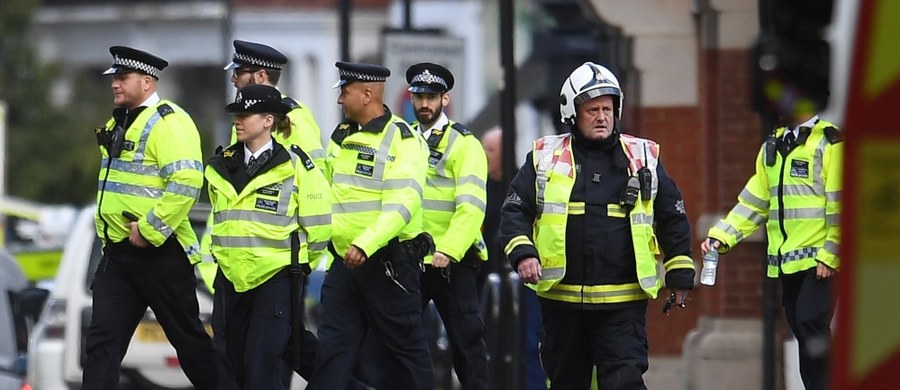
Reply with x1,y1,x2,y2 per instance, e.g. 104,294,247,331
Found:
241,99,262,109
339,69,387,82
234,52,282,70
113,56,160,78
412,72,447,89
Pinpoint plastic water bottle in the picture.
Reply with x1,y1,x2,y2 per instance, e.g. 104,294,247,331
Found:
700,239,720,286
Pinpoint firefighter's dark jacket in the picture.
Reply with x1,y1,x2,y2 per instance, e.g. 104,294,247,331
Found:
500,130,695,307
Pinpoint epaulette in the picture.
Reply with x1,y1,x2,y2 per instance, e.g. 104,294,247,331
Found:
282,97,300,109
157,104,175,117
450,122,473,136
291,145,316,171
214,145,223,155
331,122,351,144
396,121,414,139
823,126,843,144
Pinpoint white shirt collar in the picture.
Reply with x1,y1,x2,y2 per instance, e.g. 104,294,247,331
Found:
786,115,819,139
419,112,449,139
134,92,160,111
244,139,274,165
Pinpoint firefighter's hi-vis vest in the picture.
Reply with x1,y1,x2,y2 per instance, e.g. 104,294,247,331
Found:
95,100,203,263
709,120,842,277
413,120,488,264
528,133,675,301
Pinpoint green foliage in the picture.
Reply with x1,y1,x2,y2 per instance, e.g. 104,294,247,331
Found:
0,0,102,204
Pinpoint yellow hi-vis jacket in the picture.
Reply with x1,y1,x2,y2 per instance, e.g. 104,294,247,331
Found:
325,110,428,259
413,120,488,263
510,133,693,301
95,100,204,263
204,142,332,292
229,95,325,168
708,120,842,277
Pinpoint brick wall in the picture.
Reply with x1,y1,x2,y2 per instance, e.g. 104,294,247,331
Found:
638,49,770,354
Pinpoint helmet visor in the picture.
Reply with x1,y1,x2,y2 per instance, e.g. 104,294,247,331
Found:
574,86,620,105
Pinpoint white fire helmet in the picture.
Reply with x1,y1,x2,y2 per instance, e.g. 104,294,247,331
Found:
559,62,623,125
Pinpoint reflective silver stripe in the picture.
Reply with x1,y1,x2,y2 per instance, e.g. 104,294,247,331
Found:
826,213,840,226
733,204,767,226
824,240,839,254
826,190,841,202
160,159,203,178
201,253,216,263
383,203,412,223
540,267,564,280
334,174,382,190
308,148,327,160
309,240,329,252
102,158,160,176
372,123,398,181
775,185,817,198
277,174,295,215
740,188,770,210
426,176,454,188
385,178,423,197
457,175,486,188
542,202,567,215
639,274,659,290
100,181,163,198
214,210,294,227
631,212,653,225
812,137,828,197
423,199,455,212
146,209,174,238
211,235,292,249
165,182,201,199
533,135,567,218
435,129,460,177
713,221,744,242
455,194,486,212
299,214,331,227
133,111,162,162
334,200,382,214
546,287,644,299
771,207,825,220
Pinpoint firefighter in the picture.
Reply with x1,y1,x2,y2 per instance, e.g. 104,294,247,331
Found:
702,109,841,390
500,62,695,389
85,46,216,390
407,62,490,389
308,62,434,390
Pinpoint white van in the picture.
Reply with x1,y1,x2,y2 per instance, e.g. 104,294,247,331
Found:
27,206,214,389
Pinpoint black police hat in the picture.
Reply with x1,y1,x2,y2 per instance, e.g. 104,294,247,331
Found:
334,61,390,88
225,84,290,116
224,40,288,71
406,62,454,93
103,46,168,79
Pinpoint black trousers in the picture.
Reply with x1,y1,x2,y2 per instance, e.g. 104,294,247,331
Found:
781,268,835,390
309,242,434,390
82,238,217,390
540,303,649,390
421,257,489,390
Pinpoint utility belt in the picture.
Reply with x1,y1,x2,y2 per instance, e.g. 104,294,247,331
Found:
329,233,435,294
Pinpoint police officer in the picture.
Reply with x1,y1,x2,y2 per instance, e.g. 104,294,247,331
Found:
223,39,325,166
500,62,695,390
702,109,841,390
205,84,332,388
407,62,490,389
308,62,434,390
85,46,216,389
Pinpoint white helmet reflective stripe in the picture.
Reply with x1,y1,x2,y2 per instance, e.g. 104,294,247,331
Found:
559,62,623,125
